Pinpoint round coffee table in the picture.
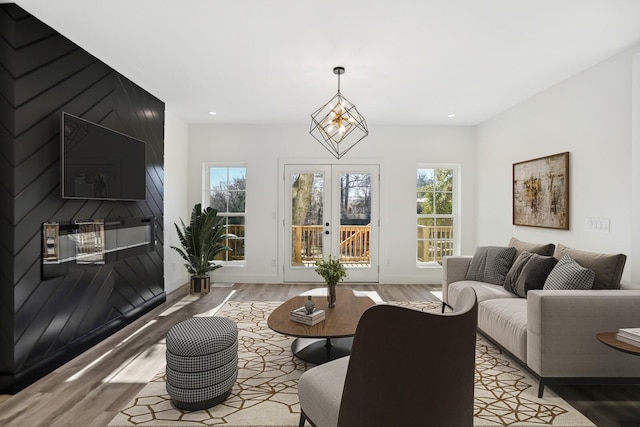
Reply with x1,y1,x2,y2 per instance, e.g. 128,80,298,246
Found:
267,288,375,364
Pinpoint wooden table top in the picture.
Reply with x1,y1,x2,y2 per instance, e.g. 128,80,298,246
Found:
596,332,640,356
267,288,375,339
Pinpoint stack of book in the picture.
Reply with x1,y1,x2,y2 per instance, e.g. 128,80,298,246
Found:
616,327,640,347
290,307,325,325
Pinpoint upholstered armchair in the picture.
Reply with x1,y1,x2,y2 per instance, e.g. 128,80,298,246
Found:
297,287,478,427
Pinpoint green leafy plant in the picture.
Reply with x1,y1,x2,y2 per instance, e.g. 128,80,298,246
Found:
315,255,348,285
171,203,234,276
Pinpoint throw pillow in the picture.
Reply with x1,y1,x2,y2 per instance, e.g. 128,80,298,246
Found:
465,246,516,285
543,255,595,290
509,237,555,258
514,253,558,297
503,251,534,295
553,244,626,290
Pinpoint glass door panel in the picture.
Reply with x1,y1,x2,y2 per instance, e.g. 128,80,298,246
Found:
284,164,379,283
290,172,325,267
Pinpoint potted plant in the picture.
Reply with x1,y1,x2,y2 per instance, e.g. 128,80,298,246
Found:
171,203,234,294
315,255,348,308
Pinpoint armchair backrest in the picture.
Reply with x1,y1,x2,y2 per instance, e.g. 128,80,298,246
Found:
337,287,478,427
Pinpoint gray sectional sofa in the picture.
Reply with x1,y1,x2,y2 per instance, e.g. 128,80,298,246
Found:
443,238,640,397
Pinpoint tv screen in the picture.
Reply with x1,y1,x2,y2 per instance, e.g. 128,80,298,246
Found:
61,112,147,201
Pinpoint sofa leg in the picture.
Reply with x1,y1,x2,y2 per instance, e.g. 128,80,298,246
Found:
538,380,545,398
299,413,306,427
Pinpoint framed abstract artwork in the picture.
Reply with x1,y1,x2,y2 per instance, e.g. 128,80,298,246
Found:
513,152,569,230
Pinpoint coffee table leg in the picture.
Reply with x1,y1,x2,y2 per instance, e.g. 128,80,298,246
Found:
291,337,353,364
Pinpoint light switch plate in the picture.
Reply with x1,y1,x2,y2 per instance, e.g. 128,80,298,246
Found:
587,217,610,232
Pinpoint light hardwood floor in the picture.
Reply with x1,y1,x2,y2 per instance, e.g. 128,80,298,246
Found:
0,283,638,427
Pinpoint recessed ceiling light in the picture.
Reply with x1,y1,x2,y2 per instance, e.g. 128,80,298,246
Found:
209,111,217,116
447,114,456,118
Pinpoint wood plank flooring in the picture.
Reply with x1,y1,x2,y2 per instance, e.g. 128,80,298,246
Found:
0,283,638,427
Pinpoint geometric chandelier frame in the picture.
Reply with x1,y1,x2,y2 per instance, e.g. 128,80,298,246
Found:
309,66,369,159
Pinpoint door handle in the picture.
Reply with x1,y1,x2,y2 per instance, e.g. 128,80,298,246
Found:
325,222,330,227
325,230,330,235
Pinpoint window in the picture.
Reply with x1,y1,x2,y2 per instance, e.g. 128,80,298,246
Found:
416,166,457,265
204,165,246,263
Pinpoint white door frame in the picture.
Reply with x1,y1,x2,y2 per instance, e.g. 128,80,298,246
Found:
280,160,380,283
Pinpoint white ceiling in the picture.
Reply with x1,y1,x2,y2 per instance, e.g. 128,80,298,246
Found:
13,0,640,125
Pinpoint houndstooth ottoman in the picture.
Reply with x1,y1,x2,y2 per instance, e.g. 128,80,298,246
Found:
165,316,238,411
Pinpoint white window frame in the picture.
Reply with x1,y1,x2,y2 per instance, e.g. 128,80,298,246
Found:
416,164,460,267
203,163,247,266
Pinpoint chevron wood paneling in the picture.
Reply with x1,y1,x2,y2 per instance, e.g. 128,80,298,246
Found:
0,3,165,393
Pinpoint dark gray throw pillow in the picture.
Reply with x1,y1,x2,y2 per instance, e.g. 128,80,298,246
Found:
514,253,558,297
466,246,516,285
543,255,595,290
503,251,534,295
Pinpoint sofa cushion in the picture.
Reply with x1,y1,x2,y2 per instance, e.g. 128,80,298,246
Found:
298,356,348,427
478,298,528,362
504,251,558,298
543,255,595,290
465,246,516,285
509,237,555,258
448,281,517,308
553,244,626,290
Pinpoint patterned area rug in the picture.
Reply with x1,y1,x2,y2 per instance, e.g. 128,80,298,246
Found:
108,301,594,427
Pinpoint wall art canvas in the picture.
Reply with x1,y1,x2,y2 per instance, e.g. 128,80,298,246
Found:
513,152,569,229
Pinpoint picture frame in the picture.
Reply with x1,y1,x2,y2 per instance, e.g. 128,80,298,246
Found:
513,152,569,230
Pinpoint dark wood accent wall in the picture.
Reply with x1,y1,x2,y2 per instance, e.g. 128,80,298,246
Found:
0,4,165,393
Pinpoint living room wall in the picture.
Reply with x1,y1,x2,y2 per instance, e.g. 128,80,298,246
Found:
187,124,476,285
0,4,167,392
163,107,190,293
476,41,640,285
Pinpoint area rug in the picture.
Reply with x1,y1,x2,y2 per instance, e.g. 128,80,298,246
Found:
108,301,595,427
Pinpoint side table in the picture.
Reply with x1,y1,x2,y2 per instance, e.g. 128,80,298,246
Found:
596,332,640,357
596,332,640,427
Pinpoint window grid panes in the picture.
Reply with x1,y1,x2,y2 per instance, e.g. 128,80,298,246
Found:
417,167,455,264
207,166,246,263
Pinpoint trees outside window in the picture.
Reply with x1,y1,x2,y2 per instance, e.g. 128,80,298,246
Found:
205,165,246,263
417,166,457,264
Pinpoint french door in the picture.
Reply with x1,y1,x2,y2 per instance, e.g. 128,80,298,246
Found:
284,164,379,283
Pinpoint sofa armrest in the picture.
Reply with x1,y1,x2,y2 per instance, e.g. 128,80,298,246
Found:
442,256,472,303
527,290,640,378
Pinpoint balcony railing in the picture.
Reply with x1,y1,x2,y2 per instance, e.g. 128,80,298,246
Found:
220,225,245,261
226,224,453,265
417,225,454,263
291,225,371,265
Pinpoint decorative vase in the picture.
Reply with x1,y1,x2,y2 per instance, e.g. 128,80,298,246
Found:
304,295,315,314
327,283,337,308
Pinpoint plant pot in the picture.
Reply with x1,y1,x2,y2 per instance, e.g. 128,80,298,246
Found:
327,283,336,308
191,276,210,295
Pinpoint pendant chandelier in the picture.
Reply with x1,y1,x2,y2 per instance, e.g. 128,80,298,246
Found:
309,66,369,159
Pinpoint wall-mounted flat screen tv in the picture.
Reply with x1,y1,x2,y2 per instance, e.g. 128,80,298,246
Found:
61,112,146,201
